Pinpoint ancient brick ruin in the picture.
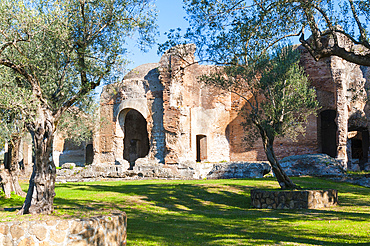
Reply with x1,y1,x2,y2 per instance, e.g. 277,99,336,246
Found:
81,41,370,172
1,32,368,177
0,35,356,176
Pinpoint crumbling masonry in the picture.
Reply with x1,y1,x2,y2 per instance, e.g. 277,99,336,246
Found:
89,41,370,172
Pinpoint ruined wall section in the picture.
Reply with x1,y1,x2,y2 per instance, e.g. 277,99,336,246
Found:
158,46,184,164
185,65,232,163
121,64,166,163
327,34,370,168
228,94,269,162
228,47,336,162
95,42,370,167
96,63,165,165
158,44,232,164
96,82,120,164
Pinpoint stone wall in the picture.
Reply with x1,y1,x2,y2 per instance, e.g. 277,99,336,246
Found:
56,161,272,182
94,40,370,169
250,189,338,209
158,44,232,164
95,63,164,166
0,213,126,246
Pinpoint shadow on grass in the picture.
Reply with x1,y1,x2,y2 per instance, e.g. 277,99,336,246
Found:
49,177,370,245
1,178,369,245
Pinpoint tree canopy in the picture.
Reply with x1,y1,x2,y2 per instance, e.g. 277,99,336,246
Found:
160,0,370,66
0,0,157,116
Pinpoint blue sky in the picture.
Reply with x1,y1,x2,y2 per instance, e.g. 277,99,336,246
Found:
125,0,189,70
94,1,188,98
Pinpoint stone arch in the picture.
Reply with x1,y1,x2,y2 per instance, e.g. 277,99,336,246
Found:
121,109,150,164
114,99,150,162
116,106,150,165
115,98,149,120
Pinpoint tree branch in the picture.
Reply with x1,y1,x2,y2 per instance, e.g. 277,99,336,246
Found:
348,0,370,49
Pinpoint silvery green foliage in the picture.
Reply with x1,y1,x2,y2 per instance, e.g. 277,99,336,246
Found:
198,46,319,189
160,0,370,66
0,0,157,214
0,0,157,146
57,94,98,145
199,46,319,144
0,67,38,145
0,0,157,112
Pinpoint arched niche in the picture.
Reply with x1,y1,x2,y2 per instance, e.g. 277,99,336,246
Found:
114,99,150,162
119,109,150,164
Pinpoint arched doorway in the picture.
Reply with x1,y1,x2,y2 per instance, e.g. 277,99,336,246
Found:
320,110,337,158
123,109,150,164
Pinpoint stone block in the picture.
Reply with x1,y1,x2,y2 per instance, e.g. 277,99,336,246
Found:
69,240,88,246
81,228,95,239
31,225,47,241
46,220,57,226
18,237,36,246
71,221,83,234
1,213,126,246
39,242,54,246
0,224,9,235
115,159,130,170
93,227,106,245
50,229,67,244
10,224,25,240
57,220,69,231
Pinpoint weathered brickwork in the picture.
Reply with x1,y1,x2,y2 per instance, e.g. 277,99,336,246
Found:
0,213,126,246
95,37,370,171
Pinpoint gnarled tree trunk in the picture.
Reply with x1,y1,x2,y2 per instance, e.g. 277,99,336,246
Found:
18,109,56,215
261,133,299,190
0,136,26,198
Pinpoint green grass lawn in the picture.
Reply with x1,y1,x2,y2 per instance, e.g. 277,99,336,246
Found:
1,177,370,245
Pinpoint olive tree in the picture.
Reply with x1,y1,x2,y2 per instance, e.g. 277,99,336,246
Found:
160,1,322,188
0,0,157,214
198,47,319,189
0,71,36,198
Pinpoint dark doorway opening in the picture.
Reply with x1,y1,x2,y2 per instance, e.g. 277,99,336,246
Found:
349,129,369,170
320,110,337,158
85,144,94,164
352,138,363,159
123,109,149,165
196,135,207,162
